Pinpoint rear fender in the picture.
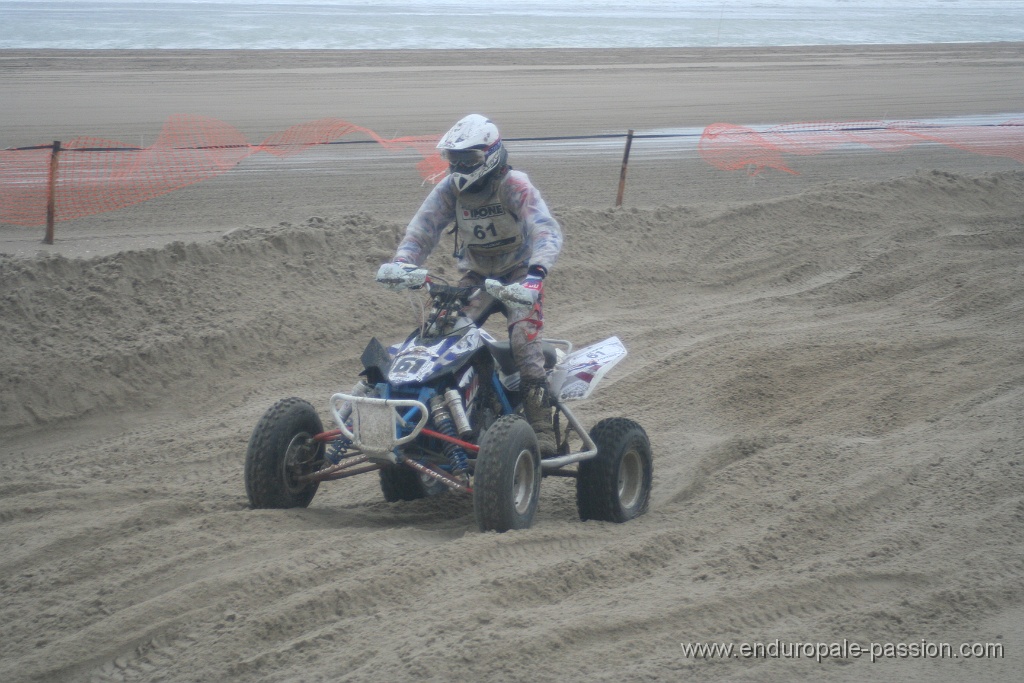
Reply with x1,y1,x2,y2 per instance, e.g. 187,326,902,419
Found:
550,336,627,402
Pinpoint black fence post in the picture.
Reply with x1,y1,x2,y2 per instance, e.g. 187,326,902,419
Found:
615,129,634,207
44,140,61,244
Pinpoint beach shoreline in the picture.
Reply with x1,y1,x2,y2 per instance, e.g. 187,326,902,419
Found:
4,41,1023,67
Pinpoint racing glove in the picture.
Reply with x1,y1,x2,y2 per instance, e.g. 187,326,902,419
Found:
520,267,545,303
376,260,427,291
485,265,546,306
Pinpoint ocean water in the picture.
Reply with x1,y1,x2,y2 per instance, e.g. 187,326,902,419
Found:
2,0,1023,50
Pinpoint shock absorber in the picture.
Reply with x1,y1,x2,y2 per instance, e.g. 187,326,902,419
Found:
444,388,474,439
429,395,470,474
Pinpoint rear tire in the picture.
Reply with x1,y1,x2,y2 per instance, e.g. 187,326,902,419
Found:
576,418,652,523
245,398,325,509
379,465,446,502
473,415,541,532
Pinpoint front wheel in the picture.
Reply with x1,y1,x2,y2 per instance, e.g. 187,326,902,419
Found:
473,415,541,532
245,397,325,509
576,417,652,523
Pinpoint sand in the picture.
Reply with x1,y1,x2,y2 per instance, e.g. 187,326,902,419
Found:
1,44,1023,682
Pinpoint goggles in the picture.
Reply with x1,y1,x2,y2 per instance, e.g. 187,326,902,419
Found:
441,148,486,170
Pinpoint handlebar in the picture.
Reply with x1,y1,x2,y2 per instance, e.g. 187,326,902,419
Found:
425,281,477,305
377,264,531,307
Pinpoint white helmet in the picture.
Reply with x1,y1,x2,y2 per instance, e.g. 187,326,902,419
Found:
437,114,508,194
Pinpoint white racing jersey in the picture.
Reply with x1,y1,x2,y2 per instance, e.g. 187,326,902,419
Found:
395,170,562,277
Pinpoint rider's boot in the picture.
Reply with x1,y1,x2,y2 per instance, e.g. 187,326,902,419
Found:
521,378,557,457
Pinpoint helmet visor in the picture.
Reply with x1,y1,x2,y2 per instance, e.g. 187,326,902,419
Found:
441,148,486,171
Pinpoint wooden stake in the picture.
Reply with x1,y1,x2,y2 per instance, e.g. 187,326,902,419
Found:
615,129,634,207
44,140,61,244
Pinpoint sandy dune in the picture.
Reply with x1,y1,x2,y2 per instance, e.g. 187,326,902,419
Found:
1,46,1024,682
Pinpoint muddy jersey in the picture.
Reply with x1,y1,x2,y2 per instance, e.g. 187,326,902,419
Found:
395,170,562,277
456,191,522,261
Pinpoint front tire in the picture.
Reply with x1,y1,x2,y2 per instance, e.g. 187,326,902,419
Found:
473,415,541,532
245,398,325,509
576,418,652,523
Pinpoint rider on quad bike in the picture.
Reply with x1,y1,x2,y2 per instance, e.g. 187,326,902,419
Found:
377,114,563,456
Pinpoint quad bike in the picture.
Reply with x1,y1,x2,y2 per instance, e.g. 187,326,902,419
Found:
244,268,652,532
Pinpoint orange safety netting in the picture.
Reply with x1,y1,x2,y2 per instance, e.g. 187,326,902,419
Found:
0,114,446,227
698,118,1024,175
6,115,1023,227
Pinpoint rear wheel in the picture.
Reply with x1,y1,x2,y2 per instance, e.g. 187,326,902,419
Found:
379,465,446,502
576,418,652,523
473,415,541,532
245,398,325,509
